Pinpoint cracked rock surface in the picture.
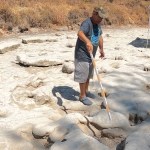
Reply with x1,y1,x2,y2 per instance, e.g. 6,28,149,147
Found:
0,27,150,150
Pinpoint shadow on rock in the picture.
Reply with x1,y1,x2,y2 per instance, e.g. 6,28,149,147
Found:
52,86,79,106
129,37,150,48
116,139,125,150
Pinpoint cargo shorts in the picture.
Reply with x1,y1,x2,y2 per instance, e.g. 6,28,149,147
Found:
74,59,94,83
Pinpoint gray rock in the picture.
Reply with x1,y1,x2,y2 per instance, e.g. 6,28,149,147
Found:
62,62,74,74
87,110,130,130
50,128,110,150
101,128,127,139
17,53,63,67
124,132,150,150
144,63,150,71
22,39,28,44
0,44,20,54
32,113,87,139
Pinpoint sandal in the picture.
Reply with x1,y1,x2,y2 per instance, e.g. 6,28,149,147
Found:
86,91,96,99
79,97,92,105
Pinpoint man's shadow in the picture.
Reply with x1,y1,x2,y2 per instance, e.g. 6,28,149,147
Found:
129,37,150,48
52,86,79,106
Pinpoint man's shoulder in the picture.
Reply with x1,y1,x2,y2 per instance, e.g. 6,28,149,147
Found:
82,18,91,25
80,18,92,31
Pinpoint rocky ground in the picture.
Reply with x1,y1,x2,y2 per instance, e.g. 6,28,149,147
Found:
0,26,150,150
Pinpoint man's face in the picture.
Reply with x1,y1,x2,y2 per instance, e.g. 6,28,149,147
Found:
93,11,103,24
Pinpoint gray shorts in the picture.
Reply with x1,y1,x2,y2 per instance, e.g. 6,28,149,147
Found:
74,59,94,83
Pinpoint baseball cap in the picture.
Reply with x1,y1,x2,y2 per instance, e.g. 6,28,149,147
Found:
93,7,107,19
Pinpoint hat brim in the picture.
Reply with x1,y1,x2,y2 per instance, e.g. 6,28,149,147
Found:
98,12,107,19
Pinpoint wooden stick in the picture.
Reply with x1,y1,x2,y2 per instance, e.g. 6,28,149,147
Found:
90,53,112,120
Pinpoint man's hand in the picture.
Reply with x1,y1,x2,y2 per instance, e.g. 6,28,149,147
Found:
86,42,93,53
78,31,93,53
99,36,104,58
99,50,105,58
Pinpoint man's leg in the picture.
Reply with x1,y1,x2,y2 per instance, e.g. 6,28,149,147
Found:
79,82,86,99
79,82,92,105
85,79,89,93
79,78,90,98
74,60,92,105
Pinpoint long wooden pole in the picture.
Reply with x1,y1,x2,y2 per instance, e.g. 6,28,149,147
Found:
90,53,112,120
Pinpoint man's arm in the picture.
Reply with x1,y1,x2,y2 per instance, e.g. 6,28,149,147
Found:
99,35,105,58
78,30,93,53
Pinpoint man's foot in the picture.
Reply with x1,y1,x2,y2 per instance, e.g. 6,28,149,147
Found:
79,97,92,105
86,91,96,99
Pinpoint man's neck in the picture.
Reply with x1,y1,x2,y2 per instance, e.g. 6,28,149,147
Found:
90,17,98,25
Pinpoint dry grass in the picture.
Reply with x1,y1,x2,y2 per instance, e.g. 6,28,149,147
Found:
0,0,149,29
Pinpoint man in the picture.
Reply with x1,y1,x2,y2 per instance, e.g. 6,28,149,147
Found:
74,7,106,105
